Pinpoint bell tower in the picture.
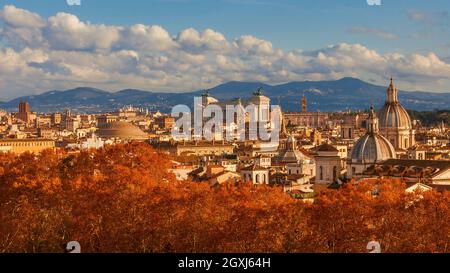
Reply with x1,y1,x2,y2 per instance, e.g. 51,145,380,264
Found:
301,95,307,113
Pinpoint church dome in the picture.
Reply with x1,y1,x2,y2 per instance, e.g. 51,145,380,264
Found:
351,106,396,163
97,121,148,140
378,78,412,129
278,135,307,163
351,134,396,163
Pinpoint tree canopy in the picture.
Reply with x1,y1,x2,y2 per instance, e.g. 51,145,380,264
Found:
1,143,450,253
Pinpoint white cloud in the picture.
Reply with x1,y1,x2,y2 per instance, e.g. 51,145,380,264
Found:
46,12,121,51
0,5,47,49
177,28,229,52
123,24,176,51
0,5,450,100
233,35,273,55
0,5,45,28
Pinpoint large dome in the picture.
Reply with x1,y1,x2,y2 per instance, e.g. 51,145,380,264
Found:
351,106,396,164
378,103,411,129
97,121,148,140
351,134,396,163
378,78,412,129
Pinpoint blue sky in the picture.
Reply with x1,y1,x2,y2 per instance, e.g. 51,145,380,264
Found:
0,0,449,99
4,0,449,54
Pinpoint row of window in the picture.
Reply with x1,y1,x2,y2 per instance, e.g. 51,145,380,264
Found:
0,142,54,147
318,166,338,182
243,173,267,184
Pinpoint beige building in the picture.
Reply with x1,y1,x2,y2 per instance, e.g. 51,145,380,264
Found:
0,139,55,154
97,115,118,126
51,112,62,126
363,159,450,185
284,112,329,129
284,96,328,128
156,116,175,130
240,164,270,185
176,142,235,156
314,144,342,184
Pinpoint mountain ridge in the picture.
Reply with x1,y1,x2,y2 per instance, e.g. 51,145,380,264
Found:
1,77,449,113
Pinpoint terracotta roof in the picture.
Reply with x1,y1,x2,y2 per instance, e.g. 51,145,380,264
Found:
316,144,338,152
240,165,268,171
381,159,450,169
365,159,450,178
430,184,450,192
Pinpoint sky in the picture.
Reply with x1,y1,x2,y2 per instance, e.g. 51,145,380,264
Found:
0,0,449,100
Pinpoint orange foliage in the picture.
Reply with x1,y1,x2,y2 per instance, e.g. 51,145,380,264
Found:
1,143,450,253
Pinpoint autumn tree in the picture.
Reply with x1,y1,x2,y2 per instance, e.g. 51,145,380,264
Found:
1,143,450,253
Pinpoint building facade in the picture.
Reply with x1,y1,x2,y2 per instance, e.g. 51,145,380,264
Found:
0,139,55,154
284,95,328,128
314,144,342,184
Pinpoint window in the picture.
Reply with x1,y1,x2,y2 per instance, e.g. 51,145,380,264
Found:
333,166,337,182
319,166,323,180
256,174,260,184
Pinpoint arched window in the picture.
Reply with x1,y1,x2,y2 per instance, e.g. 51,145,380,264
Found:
404,138,408,148
319,166,323,181
262,174,266,184
256,174,260,184
333,166,338,182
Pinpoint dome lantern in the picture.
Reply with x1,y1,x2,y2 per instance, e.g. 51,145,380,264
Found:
367,106,379,134
386,77,399,103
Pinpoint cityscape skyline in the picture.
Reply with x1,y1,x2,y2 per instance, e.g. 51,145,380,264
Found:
3,0,450,259
0,1,449,100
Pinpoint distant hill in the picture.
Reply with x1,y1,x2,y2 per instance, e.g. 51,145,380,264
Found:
1,77,449,113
